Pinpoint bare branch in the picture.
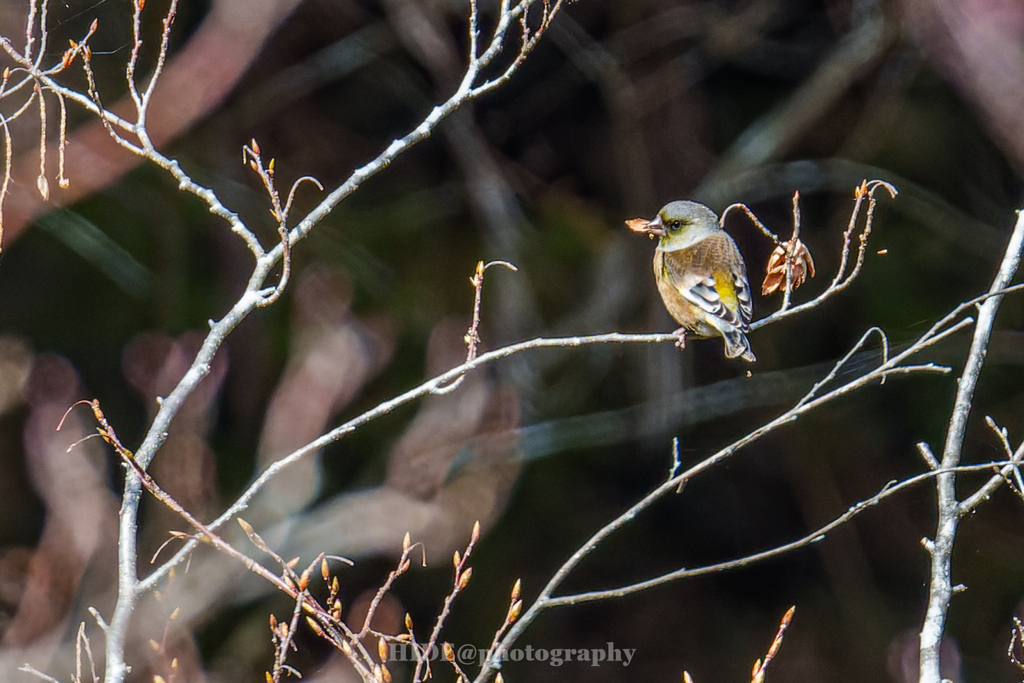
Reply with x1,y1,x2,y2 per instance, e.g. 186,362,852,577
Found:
506,459,1018,611
919,208,1024,683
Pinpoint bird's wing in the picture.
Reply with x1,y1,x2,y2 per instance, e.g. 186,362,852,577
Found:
660,237,752,331
730,256,753,329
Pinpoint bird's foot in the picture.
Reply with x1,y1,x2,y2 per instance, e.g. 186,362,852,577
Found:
673,329,687,349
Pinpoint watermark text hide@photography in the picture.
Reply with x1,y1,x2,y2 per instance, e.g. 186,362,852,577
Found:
388,642,636,667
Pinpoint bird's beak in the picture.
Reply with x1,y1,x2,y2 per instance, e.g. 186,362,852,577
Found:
624,215,665,239
642,215,666,238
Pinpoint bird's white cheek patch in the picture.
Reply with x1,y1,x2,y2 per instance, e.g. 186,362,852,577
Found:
658,232,706,251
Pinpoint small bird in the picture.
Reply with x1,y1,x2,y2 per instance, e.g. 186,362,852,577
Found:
627,200,756,362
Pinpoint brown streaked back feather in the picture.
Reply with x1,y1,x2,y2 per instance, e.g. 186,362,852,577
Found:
657,232,752,332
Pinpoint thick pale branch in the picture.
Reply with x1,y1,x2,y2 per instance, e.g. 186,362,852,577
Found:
919,209,1024,683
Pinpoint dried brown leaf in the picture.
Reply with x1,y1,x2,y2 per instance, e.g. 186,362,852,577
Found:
762,239,816,296
624,217,651,234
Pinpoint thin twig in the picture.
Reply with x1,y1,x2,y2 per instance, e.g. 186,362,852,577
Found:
751,180,897,330
751,606,795,683
413,522,481,682
982,416,1024,498
434,259,518,395
269,590,307,683
779,192,802,309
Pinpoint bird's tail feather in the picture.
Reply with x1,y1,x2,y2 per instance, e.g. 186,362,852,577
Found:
723,329,756,362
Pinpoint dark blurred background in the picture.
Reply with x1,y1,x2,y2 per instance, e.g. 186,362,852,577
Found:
1,0,1024,681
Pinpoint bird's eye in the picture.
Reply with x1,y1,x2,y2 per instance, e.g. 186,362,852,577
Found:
671,220,681,230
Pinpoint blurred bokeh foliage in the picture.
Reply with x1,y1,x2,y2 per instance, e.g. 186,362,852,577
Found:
1,0,1024,681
